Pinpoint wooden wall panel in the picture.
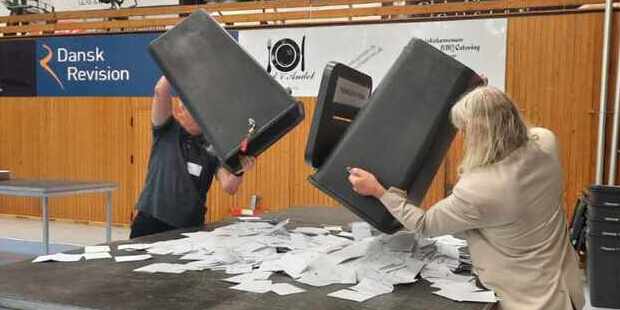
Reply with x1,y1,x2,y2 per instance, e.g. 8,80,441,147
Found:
0,98,143,225
0,11,614,225
504,12,618,221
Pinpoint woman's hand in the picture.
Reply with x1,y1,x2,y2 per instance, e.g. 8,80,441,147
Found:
348,168,387,199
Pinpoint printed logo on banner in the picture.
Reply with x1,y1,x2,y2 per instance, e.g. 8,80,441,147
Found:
36,33,162,97
425,37,481,58
39,44,65,90
266,35,316,82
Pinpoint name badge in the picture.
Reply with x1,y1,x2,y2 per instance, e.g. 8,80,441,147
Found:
187,162,203,177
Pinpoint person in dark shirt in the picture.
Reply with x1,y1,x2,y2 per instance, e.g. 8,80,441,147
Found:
130,76,255,238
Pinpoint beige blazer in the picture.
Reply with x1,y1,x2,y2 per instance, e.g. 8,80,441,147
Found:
379,127,584,310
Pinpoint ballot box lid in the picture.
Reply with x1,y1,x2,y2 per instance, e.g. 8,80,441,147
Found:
149,9,304,173
305,62,372,169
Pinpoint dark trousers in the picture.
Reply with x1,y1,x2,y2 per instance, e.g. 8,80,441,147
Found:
129,212,177,239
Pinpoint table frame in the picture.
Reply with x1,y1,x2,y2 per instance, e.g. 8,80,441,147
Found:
0,180,118,254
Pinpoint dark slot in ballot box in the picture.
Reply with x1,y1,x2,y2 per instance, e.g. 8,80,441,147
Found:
307,38,483,234
149,9,304,173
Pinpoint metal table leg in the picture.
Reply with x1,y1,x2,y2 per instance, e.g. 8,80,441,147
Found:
106,191,112,243
41,196,49,254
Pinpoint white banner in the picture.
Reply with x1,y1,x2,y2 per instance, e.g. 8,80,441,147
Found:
52,0,178,11
1,0,177,16
238,19,507,96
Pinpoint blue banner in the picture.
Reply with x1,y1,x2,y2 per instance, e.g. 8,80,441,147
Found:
36,33,162,96
36,31,238,97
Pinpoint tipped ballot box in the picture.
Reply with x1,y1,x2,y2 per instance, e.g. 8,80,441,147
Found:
306,38,483,234
305,62,372,169
149,9,304,173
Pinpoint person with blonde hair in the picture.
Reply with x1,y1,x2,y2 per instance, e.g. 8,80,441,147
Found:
348,86,584,310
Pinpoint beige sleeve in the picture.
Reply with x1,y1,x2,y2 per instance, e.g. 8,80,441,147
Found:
530,127,559,158
378,186,496,237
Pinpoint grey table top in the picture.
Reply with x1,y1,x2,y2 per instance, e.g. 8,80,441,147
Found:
0,179,117,196
0,207,491,310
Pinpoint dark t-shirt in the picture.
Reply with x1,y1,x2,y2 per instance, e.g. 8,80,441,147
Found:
135,118,219,228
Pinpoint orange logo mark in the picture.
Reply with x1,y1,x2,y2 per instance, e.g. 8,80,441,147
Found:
40,44,64,90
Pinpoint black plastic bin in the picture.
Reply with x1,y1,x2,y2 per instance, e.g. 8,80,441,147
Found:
587,185,620,308
587,232,620,308
589,185,620,206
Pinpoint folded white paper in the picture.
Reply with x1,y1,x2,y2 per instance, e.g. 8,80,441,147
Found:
84,246,111,253
84,252,112,260
114,254,152,263
327,289,377,303
271,283,306,296
230,280,273,294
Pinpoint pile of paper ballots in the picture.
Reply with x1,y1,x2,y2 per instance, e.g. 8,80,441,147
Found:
35,219,497,303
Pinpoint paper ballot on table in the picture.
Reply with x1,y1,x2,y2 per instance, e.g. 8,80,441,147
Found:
350,277,394,297
222,271,273,283
351,222,372,241
225,263,253,274
337,231,354,239
324,226,343,232
279,252,310,279
328,289,377,303
271,283,306,296
230,280,273,294
433,289,498,303
261,219,290,236
118,243,152,251
258,259,283,272
84,246,111,253
291,227,330,235
114,254,152,263
33,253,83,263
133,263,187,274
84,252,112,260
329,239,372,264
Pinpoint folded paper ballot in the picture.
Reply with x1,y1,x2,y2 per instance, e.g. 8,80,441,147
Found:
271,283,306,296
32,253,83,263
307,39,483,234
83,252,112,260
149,9,304,173
117,243,153,251
114,254,153,263
84,246,111,253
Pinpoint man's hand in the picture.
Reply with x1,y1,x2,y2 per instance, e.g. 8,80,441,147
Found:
240,156,256,173
216,156,256,195
154,76,172,97
348,168,387,199
152,76,173,126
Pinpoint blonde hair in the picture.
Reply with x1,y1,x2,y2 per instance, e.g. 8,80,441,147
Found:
450,86,529,173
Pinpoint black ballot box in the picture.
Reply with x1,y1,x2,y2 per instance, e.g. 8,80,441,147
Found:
307,38,482,234
305,62,372,169
149,9,304,173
